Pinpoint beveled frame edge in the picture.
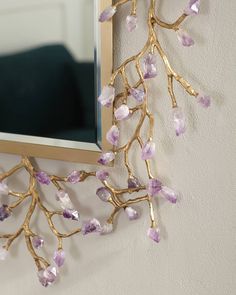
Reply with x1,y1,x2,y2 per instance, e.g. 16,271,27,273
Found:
0,0,113,165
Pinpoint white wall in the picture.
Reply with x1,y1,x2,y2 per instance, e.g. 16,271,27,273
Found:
0,0,236,294
0,0,94,61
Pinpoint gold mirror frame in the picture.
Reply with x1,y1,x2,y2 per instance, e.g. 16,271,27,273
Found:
0,0,113,165
0,0,211,287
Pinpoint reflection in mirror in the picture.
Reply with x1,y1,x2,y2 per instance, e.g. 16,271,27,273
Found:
0,0,98,144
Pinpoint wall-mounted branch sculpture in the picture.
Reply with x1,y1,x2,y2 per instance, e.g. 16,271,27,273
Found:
0,0,211,287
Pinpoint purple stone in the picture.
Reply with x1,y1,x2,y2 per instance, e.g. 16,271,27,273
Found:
99,6,117,22
160,186,178,204
130,88,145,104
96,170,109,181
0,182,9,195
172,107,186,136
141,140,156,160
177,29,194,47
82,218,102,235
0,205,11,222
184,0,200,15
96,187,112,202
53,249,65,267
125,207,139,220
106,125,119,146
32,236,44,249
196,93,211,108
126,14,138,32
98,152,115,165
67,170,81,184
38,266,58,287
0,247,8,261
35,171,51,185
63,209,79,221
147,227,160,243
128,175,141,188
114,104,130,121
143,53,158,79
56,190,74,210
147,179,162,197
98,85,115,107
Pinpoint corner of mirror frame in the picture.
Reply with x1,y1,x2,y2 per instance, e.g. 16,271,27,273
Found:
0,0,113,165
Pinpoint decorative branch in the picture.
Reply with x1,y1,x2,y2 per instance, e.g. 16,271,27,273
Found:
0,0,211,287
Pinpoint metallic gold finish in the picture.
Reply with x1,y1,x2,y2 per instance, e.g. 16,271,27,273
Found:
0,0,113,164
0,0,199,276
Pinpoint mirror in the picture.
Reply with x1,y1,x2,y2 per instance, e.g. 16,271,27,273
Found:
0,0,112,163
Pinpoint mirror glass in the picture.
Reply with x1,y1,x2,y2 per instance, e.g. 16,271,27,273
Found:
0,0,101,147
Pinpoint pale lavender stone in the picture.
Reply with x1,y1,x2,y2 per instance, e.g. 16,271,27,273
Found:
128,175,141,189
38,266,58,287
96,187,112,202
0,182,9,195
196,93,211,108
172,107,186,136
35,171,51,185
0,205,10,222
56,190,74,210
147,179,162,197
98,85,115,107
96,170,109,181
114,104,130,121
99,6,116,22
32,236,44,249
63,209,79,221
130,88,145,104
160,186,178,204
177,29,194,47
184,0,200,15
143,53,158,79
106,125,119,146
126,14,138,32
141,141,156,160
53,249,65,267
82,218,102,235
100,222,113,235
67,170,81,184
125,207,139,220
147,227,160,243
0,247,8,261
98,152,115,165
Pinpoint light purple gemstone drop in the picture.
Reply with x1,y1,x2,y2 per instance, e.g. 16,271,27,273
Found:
128,175,141,189
67,170,81,184
63,209,79,221
106,125,119,146
82,218,102,235
114,104,130,121
177,29,194,47
98,85,115,107
196,93,211,108
32,236,44,249
53,249,65,267
172,107,186,136
143,53,158,79
96,187,112,202
130,88,145,104
98,152,115,165
160,186,178,204
0,205,11,222
0,182,9,195
184,0,200,15
147,179,162,197
56,190,74,210
38,266,58,287
35,171,51,185
141,141,156,160
96,170,109,181
126,14,138,32
99,6,117,22
0,247,8,261
125,207,139,220
147,227,160,243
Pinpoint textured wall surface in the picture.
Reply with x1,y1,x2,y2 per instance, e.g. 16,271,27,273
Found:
0,1,236,294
